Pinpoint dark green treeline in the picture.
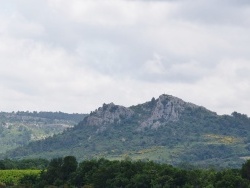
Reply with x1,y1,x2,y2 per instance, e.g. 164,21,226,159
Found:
3,156,249,188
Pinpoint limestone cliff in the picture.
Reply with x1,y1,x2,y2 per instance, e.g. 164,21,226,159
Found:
139,94,198,129
84,94,201,130
84,102,134,127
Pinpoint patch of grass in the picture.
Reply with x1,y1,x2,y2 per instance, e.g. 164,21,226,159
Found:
105,145,188,164
204,134,242,144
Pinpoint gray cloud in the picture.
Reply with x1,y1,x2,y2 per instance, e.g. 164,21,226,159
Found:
0,0,250,115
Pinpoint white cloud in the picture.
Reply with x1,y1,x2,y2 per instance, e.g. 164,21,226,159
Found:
0,0,250,116
178,58,250,115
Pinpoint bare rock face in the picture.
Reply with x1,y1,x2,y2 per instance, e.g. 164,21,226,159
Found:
85,103,134,127
139,94,197,129
83,94,199,132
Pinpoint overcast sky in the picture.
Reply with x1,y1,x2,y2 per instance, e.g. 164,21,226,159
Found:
0,0,250,115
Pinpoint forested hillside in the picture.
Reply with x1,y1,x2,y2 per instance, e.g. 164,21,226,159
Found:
4,95,250,168
0,111,86,154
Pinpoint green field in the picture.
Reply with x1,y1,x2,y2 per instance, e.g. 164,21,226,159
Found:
0,170,40,186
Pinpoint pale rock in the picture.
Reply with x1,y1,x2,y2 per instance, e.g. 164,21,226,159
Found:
139,94,197,130
85,102,134,127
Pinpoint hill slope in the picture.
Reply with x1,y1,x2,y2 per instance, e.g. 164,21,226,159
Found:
4,95,250,168
0,111,86,154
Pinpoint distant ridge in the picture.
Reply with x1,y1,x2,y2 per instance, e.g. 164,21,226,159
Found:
0,111,86,154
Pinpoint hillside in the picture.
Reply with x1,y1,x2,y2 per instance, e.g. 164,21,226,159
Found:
4,94,250,168
0,111,86,154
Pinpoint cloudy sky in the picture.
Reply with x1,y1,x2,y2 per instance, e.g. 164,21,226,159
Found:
0,0,250,115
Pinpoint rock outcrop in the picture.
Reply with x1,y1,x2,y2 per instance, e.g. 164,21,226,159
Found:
139,94,197,129
84,103,134,127
83,94,200,131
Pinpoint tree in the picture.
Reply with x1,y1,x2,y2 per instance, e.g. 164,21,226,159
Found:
0,161,5,170
61,156,78,181
242,160,250,180
43,157,63,185
216,170,248,188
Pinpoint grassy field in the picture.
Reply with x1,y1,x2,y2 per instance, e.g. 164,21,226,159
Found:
0,169,40,186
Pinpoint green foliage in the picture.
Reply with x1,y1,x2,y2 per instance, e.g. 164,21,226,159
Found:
41,156,78,186
0,111,86,154
21,157,250,187
242,160,250,180
2,157,250,187
214,169,249,188
0,158,49,170
15,111,86,122
3,98,250,168
0,170,40,186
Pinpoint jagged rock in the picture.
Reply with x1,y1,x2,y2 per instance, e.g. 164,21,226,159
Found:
85,103,134,126
139,94,197,129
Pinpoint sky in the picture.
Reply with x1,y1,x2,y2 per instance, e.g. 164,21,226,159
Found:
0,0,250,115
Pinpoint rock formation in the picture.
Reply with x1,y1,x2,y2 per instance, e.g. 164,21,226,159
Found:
139,94,197,129
84,102,134,127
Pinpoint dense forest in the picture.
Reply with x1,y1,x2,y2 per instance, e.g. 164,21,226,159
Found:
1,156,250,187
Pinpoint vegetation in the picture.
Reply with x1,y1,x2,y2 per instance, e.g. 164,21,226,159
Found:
0,111,86,154
2,156,250,187
0,170,40,186
0,158,47,187
0,158,49,170
3,96,250,168
5,107,250,168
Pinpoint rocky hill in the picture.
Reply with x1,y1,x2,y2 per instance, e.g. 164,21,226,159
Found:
3,94,250,168
0,111,86,154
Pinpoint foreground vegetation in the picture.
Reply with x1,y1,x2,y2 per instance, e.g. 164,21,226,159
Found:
0,169,40,186
2,156,250,187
